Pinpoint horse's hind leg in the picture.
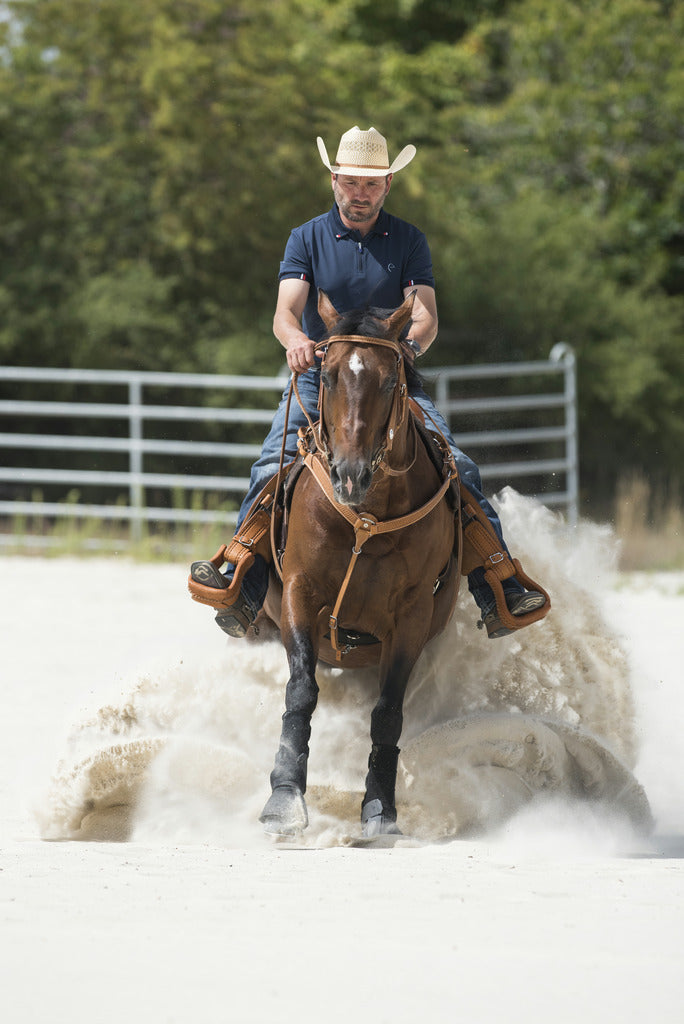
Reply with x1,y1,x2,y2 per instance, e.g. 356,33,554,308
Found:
260,628,319,836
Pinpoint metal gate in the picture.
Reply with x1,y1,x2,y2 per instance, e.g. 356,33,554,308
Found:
0,346,577,549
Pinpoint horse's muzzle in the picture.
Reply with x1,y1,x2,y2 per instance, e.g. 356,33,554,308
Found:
330,458,373,506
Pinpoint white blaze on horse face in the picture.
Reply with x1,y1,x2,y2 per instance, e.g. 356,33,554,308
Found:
348,351,365,376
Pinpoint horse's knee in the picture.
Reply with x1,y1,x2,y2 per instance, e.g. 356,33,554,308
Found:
283,677,319,722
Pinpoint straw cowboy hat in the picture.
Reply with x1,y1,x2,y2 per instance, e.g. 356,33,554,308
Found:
317,126,416,177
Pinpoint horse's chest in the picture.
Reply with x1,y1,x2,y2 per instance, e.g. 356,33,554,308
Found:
319,532,429,605
286,478,454,616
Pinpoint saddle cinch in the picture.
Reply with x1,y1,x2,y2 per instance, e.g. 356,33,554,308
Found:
187,410,550,640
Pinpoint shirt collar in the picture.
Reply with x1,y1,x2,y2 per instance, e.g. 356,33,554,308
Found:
330,205,390,241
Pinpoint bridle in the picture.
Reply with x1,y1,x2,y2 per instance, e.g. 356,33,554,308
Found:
292,334,414,477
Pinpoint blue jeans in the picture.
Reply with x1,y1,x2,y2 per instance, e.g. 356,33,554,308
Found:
231,368,523,615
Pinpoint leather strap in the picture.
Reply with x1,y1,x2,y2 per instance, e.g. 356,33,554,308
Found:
485,558,550,632
303,448,454,535
460,495,550,631
302,448,456,660
187,543,254,611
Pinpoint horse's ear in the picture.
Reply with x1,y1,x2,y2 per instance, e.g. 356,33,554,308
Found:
383,290,416,341
318,290,341,331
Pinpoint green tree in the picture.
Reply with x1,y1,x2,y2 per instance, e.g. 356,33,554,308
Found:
1,0,683,509
417,0,684,500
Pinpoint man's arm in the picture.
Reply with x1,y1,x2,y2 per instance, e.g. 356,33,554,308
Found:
273,278,316,373
404,284,438,356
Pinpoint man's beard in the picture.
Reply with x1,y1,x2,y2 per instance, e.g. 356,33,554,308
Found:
334,187,386,225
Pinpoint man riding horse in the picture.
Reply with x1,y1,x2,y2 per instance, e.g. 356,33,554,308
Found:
189,126,549,639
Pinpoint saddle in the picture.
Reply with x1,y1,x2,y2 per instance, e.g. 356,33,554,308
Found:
187,411,550,638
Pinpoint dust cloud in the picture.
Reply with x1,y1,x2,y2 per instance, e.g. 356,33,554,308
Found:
36,489,651,846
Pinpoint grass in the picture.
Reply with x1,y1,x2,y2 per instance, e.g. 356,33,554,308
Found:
613,473,684,572
3,474,684,572
0,490,237,564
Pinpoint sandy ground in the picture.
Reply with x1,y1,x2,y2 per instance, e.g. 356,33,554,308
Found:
1,492,683,1023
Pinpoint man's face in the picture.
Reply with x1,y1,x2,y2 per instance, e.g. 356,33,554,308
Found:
332,173,392,226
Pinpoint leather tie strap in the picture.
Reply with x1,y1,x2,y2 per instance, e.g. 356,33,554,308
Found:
302,448,455,660
303,449,454,537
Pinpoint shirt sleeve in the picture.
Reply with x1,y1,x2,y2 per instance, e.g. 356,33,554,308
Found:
401,229,435,290
278,227,312,283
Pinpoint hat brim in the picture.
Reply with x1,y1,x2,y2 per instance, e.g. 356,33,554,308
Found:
317,137,416,177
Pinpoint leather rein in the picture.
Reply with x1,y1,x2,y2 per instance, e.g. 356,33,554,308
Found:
283,334,457,660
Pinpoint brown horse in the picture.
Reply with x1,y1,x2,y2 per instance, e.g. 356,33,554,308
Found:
258,291,460,838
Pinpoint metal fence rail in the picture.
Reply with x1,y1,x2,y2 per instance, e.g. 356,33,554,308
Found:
0,347,577,548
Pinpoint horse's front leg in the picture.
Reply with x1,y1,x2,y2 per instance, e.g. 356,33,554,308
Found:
361,645,417,838
260,605,319,836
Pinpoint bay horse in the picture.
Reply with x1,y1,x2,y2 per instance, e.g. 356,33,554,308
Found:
258,290,460,838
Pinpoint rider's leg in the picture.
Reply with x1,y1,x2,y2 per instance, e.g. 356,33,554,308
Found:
192,369,322,628
408,386,530,615
234,374,317,534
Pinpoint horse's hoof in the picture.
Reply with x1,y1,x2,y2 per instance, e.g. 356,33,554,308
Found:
361,798,402,838
259,785,308,836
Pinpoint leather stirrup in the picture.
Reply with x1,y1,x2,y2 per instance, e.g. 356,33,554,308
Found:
459,485,550,633
187,481,281,611
187,543,254,611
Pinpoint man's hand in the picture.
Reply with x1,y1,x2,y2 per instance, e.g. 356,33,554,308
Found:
286,337,318,374
274,278,317,373
402,284,437,354
400,338,421,363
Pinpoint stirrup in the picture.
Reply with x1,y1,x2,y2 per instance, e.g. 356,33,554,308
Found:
478,588,547,639
189,552,256,637
188,544,253,611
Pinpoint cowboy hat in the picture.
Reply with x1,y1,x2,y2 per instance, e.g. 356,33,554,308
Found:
317,126,416,177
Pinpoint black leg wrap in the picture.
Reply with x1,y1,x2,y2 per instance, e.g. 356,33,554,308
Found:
362,744,401,835
262,645,318,836
270,747,308,795
269,708,313,793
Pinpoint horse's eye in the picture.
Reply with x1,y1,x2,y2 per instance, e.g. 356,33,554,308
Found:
382,374,398,395
321,369,333,390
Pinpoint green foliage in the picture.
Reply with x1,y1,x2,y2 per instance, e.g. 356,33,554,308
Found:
68,263,181,368
1,0,683,505
336,0,516,52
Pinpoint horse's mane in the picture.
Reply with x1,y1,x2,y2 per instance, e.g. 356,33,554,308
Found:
324,304,424,389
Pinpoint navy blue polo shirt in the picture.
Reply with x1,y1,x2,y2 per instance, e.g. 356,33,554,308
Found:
278,205,435,341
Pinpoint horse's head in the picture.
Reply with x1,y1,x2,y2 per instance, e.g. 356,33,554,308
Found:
315,290,415,507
